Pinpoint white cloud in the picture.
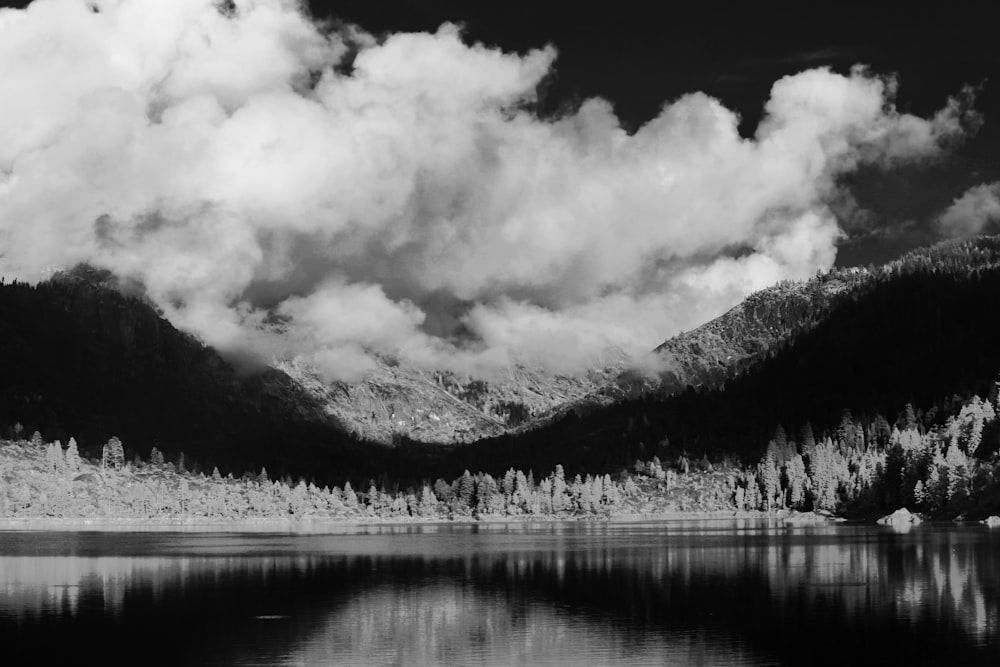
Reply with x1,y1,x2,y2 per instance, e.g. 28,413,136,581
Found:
0,0,979,380
938,182,1000,237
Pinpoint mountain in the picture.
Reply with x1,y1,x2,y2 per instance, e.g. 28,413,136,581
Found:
0,266,392,483
5,236,1000,487
434,236,1000,478
281,271,865,446
509,267,874,434
278,353,627,444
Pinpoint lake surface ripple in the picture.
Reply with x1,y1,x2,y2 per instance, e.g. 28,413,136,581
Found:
1,521,998,666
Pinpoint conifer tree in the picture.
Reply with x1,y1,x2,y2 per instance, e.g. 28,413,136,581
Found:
501,469,516,499
342,481,358,509
418,485,437,517
799,422,816,453
102,437,124,471
65,437,81,473
602,474,621,507
457,470,475,507
785,454,808,509
551,465,569,512
759,450,781,511
433,478,452,502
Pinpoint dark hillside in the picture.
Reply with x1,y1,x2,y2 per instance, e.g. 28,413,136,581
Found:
440,237,1000,478
0,266,391,483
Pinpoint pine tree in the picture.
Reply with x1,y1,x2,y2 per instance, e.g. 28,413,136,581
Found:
943,441,970,503
475,474,499,515
602,474,621,508
785,454,808,509
773,425,788,451
418,485,437,517
102,437,124,471
367,484,383,514
799,422,816,453
433,478,452,502
900,403,918,431
538,478,553,514
45,442,63,472
501,469,516,499
342,481,358,509
65,437,81,473
551,465,570,512
457,470,475,508
759,450,781,511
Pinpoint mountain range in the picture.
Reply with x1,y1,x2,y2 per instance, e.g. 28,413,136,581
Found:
2,237,999,484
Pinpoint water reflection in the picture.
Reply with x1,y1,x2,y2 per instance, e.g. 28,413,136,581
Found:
0,522,998,666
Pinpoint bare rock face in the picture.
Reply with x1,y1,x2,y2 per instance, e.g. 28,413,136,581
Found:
272,237,1000,446
271,270,871,445
878,508,922,525
610,270,869,400
275,357,625,445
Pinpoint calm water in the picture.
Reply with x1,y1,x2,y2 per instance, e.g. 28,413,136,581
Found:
1,521,998,666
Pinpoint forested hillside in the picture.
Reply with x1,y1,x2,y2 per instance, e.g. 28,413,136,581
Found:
0,266,389,483
3,238,999,492
444,237,1000,478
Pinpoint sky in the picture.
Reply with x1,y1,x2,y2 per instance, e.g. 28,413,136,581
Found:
0,0,997,381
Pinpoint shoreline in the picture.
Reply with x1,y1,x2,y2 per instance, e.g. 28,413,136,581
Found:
0,509,843,533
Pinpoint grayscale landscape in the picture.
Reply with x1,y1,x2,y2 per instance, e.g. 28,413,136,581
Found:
1,0,999,665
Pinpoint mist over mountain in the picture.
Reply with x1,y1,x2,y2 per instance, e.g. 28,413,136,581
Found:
438,236,1000,479
2,237,999,488
0,265,398,482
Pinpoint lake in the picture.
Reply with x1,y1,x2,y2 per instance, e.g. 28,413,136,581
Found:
1,520,998,666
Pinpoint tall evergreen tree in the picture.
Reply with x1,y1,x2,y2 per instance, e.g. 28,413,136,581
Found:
102,436,124,471
64,437,81,473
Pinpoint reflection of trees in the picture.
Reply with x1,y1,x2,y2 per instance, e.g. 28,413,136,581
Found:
292,583,763,667
1,525,998,665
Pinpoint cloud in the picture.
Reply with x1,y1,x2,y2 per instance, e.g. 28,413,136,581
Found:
0,0,980,381
938,182,1000,237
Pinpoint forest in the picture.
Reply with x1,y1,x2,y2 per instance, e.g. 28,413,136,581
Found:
0,429,738,521
3,238,1000,503
3,382,999,521
446,238,1000,479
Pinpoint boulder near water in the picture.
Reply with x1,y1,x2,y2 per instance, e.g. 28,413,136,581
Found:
877,508,922,525
982,516,1000,527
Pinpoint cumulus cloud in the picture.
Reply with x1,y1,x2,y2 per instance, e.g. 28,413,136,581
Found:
938,182,1000,237
0,0,980,381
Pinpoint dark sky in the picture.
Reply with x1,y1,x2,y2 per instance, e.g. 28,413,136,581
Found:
311,1,1000,266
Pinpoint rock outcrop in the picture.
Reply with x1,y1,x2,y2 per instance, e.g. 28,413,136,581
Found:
878,508,922,526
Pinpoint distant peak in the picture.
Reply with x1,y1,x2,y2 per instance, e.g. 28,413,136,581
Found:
48,263,120,290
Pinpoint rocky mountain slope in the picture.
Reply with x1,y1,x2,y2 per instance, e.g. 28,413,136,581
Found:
277,356,626,444
439,236,1000,478
281,270,869,445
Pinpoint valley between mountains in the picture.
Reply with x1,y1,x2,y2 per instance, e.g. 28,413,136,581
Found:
2,236,1000,521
